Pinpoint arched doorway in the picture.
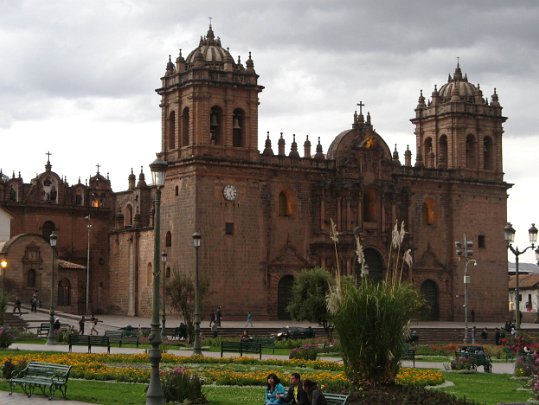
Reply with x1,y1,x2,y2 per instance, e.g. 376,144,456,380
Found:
420,280,439,320
58,278,71,306
277,275,294,320
363,248,384,282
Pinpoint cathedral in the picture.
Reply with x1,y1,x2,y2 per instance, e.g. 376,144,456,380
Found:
0,25,510,321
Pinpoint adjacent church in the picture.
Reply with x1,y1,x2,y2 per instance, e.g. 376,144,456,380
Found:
0,25,510,321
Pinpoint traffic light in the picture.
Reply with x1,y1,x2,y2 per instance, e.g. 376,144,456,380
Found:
455,241,463,256
466,240,474,257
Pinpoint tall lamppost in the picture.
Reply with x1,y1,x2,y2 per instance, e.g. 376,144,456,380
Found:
161,250,168,337
146,155,167,405
504,222,538,335
192,232,202,355
47,231,57,345
455,235,476,343
1,257,8,294
85,214,92,315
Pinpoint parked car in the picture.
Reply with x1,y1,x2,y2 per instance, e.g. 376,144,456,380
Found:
272,326,315,341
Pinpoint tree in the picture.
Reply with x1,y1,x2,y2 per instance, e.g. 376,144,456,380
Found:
286,267,334,337
166,269,208,343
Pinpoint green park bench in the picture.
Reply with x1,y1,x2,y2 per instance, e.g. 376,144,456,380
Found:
68,334,111,354
325,393,349,405
36,322,50,337
220,341,262,359
104,330,140,347
401,345,416,367
251,336,276,353
9,361,72,400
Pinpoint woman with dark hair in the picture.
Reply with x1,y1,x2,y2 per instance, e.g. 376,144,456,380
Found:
264,373,286,404
302,379,327,405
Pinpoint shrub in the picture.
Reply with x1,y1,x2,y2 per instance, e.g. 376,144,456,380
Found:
2,359,26,379
450,357,474,371
289,344,317,360
160,367,206,403
514,354,539,377
352,385,479,404
0,326,14,348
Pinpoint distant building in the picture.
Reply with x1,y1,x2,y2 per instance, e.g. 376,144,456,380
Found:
0,25,510,321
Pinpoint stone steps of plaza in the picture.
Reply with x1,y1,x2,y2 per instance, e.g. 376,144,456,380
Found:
203,326,539,345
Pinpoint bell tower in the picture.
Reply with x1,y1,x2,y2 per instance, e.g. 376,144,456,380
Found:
411,63,506,180
156,24,264,162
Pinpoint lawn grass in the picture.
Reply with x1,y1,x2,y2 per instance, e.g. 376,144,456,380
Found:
440,372,531,405
0,373,533,405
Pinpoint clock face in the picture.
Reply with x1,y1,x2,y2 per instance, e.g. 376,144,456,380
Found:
223,184,238,201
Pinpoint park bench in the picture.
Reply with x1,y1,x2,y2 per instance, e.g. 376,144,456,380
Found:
36,322,50,337
220,341,262,359
325,393,349,405
68,334,111,354
104,330,140,347
401,345,416,367
252,336,276,354
9,361,72,400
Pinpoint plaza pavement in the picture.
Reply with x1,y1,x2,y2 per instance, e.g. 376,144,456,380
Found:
3,305,523,403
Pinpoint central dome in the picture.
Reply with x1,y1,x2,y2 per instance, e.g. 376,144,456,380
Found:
185,25,234,68
437,63,480,103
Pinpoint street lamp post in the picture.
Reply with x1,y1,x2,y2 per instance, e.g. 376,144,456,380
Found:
1,257,8,294
146,155,167,405
192,232,202,355
161,250,168,337
455,234,476,343
47,231,57,345
504,222,538,335
85,214,92,315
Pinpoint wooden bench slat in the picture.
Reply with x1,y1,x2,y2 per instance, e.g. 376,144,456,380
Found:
325,393,349,405
221,341,262,359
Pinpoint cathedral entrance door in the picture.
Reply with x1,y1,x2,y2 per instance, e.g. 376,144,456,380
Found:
420,280,439,321
277,275,294,320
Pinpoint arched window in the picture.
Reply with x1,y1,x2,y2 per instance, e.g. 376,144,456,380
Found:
210,106,223,145
363,248,384,283
147,262,153,286
422,198,436,225
466,134,477,168
175,185,179,196
125,204,133,226
168,111,176,149
363,188,377,222
232,108,244,147
438,135,448,167
182,107,190,146
42,221,56,240
27,269,36,288
278,192,291,217
57,278,71,306
483,136,493,170
424,137,433,167
165,231,172,247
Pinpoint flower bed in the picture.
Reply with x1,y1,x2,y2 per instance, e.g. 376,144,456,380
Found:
0,352,443,389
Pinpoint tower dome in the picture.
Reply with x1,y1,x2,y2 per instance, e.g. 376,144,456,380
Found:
185,24,235,69
437,63,481,103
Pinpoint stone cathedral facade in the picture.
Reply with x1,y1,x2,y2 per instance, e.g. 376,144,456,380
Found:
0,25,510,321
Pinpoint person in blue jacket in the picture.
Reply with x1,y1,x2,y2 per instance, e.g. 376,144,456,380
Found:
265,373,286,404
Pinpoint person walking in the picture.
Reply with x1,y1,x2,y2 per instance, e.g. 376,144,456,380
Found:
245,311,254,327
215,306,222,327
78,315,85,335
31,291,38,312
13,297,22,315
90,315,99,336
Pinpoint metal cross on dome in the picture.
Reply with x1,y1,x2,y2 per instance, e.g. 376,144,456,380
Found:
357,101,365,115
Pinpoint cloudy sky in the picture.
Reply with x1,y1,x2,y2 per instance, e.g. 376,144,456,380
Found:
1,0,538,261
